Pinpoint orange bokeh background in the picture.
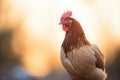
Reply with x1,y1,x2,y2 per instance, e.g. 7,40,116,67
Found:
0,0,120,80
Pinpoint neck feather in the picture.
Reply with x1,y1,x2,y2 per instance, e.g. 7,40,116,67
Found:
62,19,90,54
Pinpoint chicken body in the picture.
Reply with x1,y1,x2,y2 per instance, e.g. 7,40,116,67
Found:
59,11,107,80
61,44,106,80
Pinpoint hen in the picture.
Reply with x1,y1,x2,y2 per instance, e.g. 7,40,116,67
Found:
59,11,107,80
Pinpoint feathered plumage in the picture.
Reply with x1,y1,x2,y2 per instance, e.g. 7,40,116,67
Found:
59,11,107,80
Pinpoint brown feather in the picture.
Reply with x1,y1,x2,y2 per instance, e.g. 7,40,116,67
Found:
62,17,90,56
60,14,107,80
91,45,105,70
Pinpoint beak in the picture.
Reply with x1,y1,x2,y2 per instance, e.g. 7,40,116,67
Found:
58,22,63,25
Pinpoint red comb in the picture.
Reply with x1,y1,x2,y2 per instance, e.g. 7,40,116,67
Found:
61,10,72,21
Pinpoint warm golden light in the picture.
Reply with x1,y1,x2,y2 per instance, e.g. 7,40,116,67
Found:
0,0,120,79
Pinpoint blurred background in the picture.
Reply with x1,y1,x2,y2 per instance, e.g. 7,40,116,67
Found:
0,0,120,80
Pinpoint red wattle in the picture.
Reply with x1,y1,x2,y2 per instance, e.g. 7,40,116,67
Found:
62,26,68,32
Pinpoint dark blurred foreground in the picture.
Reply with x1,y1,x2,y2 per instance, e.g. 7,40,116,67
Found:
0,65,70,80
106,47,120,80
